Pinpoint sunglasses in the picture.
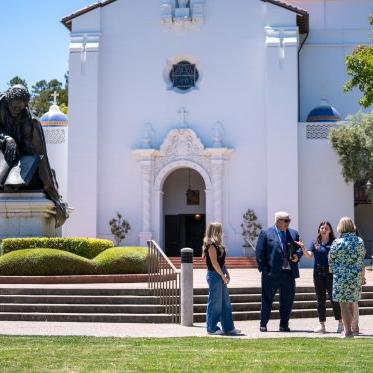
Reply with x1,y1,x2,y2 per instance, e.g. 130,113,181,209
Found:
279,218,291,223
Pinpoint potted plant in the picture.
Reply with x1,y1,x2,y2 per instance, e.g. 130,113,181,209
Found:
109,212,131,247
240,208,262,257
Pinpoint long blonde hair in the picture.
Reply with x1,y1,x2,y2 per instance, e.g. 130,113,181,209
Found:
202,222,225,257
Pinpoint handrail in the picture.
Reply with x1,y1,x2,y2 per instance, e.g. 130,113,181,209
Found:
147,240,181,323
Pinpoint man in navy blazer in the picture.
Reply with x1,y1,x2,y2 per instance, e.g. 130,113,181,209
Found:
256,211,303,332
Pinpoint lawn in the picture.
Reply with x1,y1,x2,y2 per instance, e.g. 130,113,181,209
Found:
0,336,372,372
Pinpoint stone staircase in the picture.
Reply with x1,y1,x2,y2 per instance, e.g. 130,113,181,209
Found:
169,257,257,269
0,285,372,323
193,286,373,322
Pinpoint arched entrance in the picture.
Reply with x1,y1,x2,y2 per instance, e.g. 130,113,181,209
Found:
163,167,206,256
132,127,233,248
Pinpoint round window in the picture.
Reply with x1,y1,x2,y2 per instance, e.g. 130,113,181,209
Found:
169,60,199,91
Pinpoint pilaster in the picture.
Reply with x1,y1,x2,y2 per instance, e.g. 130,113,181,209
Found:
264,26,299,228
132,149,157,245
65,31,101,237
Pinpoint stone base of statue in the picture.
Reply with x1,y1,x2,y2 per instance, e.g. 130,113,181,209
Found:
0,193,61,238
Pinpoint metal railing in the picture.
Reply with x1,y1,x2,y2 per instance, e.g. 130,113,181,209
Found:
147,240,181,323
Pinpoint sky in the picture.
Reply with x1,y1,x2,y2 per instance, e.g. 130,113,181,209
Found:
0,0,94,92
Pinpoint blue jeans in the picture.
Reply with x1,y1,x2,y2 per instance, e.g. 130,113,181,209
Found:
206,270,234,333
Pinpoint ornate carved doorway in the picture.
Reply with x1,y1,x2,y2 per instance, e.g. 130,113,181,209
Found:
133,127,233,248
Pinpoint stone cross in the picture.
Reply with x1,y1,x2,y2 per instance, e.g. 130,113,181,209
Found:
51,91,59,105
178,107,189,127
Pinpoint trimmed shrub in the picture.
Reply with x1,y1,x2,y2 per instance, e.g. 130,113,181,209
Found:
94,247,149,274
0,246,149,276
0,249,95,276
1,238,113,259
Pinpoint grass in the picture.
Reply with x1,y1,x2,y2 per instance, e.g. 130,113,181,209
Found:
0,336,372,372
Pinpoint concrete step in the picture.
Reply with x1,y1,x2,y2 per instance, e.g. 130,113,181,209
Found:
0,312,175,323
0,288,155,296
0,285,371,323
193,286,373,295
193,287,316,295
194,299,373,313
0,303,168,314
0,295,160,305
194,293,318,304
194,292,373,304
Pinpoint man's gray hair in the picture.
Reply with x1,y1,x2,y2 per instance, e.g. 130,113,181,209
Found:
274,211,290,223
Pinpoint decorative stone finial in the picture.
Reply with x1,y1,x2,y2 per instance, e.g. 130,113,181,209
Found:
142,123,155,148
212,122,224,147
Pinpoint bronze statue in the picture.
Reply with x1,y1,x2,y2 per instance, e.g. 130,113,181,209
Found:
0,84,68,227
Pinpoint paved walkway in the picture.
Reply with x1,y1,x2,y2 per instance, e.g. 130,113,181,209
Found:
0,316,372,339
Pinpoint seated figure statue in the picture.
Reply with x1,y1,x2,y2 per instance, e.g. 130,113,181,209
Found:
0,84,68,227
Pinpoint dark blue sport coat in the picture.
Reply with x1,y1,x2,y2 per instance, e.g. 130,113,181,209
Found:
255,226,303,279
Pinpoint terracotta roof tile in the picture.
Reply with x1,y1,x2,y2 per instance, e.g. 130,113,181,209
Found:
61,0,117,30
261,0,309,34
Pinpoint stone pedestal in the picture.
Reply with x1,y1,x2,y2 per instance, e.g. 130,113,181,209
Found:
0,193,61,238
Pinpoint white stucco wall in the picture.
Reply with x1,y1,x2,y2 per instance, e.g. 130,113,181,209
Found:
65,0,299,252
65,0,368,256
287,0,372,120
298,122,354,267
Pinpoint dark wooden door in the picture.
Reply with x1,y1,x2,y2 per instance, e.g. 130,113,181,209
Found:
185,214,205,257
164,215,181,256
165,214,205,257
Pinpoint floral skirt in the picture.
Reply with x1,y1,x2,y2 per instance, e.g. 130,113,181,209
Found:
332,269,362,302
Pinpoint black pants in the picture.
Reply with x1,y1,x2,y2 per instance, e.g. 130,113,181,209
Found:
260,270,295,328
313,268,341,322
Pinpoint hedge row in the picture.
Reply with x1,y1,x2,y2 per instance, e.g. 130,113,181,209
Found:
1,238,114,259
0,247,148,276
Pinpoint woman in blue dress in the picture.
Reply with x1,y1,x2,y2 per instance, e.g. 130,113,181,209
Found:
328,217,366,338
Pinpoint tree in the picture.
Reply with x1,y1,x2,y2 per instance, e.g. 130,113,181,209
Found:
344,16,373,108
7,76,28,89
109,212,131,246
30,75,68,117
329,112,373,200
241,208,262,256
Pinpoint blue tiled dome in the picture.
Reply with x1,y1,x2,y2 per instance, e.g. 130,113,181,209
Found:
41,111,67,122
306,100,341,122
40,104,68,126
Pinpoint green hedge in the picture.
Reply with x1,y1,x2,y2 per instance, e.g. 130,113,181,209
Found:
94,247,149,274
0,249,95,276
1,238,114,259
0,247,148,276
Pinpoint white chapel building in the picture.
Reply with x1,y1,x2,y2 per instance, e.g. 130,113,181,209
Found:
60,0,373,257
